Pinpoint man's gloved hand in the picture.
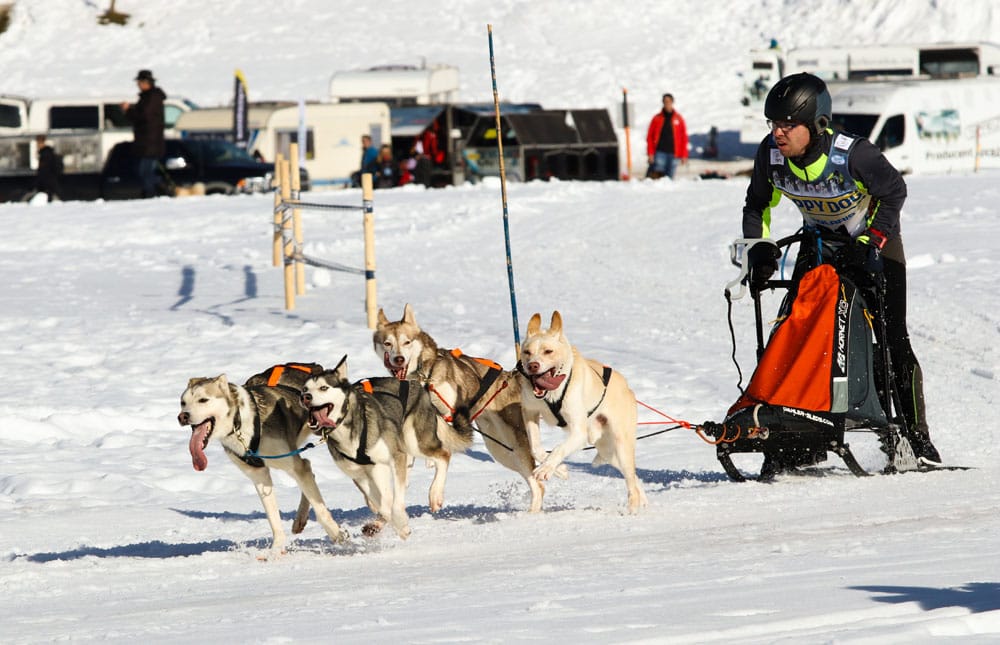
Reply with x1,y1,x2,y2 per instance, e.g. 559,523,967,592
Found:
745,241,781,290
835,229,886,276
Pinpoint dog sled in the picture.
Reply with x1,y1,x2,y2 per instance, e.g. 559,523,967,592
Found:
699,231,926,482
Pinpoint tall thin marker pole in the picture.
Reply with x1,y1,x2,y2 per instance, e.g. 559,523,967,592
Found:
622,88,632,180
488,23,521,358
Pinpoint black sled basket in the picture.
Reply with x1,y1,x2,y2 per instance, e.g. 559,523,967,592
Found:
702,233,913,481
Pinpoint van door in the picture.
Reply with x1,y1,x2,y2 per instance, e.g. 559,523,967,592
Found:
874,114,909,173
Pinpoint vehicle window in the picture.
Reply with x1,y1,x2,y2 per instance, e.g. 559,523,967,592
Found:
275,129,315,160
199,139,255,163
830,113,879,138
164,104,185,129
103,103,130,128
875,114,905,150
49,106,100,129
0,104,22,128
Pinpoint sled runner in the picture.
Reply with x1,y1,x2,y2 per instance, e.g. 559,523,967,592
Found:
701,231,921,482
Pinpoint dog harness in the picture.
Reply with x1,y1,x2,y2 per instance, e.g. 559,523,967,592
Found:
326,379,414,466
519,361,613,428
426,349,506,423
229,387,267,468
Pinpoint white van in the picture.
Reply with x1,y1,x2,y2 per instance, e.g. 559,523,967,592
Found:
0,94,193,174
0,95,30,136
174,101,391,189
831,78,1000,174
329,64,459,106
740,42,1000,145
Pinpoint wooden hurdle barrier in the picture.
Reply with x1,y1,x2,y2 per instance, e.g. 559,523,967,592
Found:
272,147,377,327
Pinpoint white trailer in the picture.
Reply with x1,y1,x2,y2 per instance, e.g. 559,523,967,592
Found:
329,64,459,106
831,78,1000,174
173,101,391,188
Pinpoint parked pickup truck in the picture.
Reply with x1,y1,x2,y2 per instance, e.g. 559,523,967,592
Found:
0,137,309,202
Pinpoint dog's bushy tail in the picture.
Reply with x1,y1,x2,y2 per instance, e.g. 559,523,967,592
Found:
443,406,476,452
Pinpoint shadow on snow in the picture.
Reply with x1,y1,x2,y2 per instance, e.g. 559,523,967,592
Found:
849,582,1000,614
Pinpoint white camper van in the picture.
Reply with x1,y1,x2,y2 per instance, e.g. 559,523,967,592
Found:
831,78,1000,174
174,101,391,188
329,64,459,106
740,41,1000,144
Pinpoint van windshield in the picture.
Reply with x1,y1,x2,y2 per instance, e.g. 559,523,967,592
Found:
831,113,879,138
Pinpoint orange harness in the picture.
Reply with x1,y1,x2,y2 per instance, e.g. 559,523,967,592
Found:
427,348,507,423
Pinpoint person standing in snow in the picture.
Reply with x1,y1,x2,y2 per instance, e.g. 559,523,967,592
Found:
741,72,941,466
646,93,688,179
34,134,63,202
122,69,167,198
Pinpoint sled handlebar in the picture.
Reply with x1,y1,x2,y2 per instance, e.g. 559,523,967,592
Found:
726,230,855,300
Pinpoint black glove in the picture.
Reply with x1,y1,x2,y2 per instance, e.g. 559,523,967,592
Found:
834,239,883,276
745,241,780,289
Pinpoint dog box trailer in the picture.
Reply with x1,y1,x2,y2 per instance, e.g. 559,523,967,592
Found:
329,64,459,106
22,95,193,165
831,78,1000,174
0,92,192,176
461,107,620,182
174,101,391,189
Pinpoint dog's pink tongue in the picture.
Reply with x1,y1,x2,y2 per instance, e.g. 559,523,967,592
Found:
534,372,566,391
189,422,210,471
311,407,335,429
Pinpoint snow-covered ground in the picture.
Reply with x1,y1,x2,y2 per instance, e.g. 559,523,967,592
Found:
2,1,999,643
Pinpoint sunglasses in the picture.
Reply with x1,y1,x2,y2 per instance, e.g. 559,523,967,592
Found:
767,119,803,133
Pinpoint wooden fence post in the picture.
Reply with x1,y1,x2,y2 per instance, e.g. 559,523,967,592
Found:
281,158,295,310
272,152,284,267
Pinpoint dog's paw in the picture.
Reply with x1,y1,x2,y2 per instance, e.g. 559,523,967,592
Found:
429,495,444,513
398,525,412,540
259,547,288,562
553,463,569,480
291,516,308,534
533,463,555,481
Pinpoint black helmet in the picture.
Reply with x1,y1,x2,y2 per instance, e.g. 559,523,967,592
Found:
764,72,831,134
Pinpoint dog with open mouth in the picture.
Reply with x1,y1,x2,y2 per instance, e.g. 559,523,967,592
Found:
519,311,648,512
374,303,552,512
178,363,345,557
300,355,473,539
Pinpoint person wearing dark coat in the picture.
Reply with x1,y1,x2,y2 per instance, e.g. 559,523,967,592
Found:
122,69,166,198
372,144,400,189
34,134,62,202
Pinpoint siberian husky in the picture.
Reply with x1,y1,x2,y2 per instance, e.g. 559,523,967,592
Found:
374,304,548,512
178,364,345,557
300,356,473,538
519,311,648,512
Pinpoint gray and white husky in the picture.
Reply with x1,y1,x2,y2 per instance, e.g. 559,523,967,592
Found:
178,363,345,557
373,304,552,512
300,355,473,539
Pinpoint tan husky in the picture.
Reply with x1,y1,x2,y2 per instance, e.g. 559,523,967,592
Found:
178,364,345,557
374,304,548,512
519,311,648,512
